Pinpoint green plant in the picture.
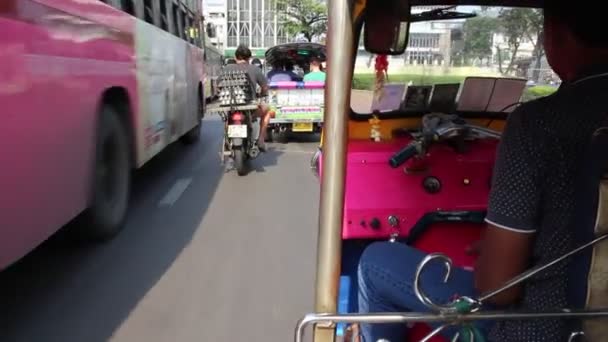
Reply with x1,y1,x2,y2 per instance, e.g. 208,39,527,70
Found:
522,85,557,101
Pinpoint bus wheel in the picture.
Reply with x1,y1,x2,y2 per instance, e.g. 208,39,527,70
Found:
82,105,131,240
181,101,202,144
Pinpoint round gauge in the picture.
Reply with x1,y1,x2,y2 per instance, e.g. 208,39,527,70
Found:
423,176,441,194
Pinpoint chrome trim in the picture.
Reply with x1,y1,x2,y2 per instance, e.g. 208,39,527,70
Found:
295,311,608,342
313,0,355,339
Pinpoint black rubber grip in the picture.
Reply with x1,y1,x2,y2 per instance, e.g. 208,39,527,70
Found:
389,144,418,168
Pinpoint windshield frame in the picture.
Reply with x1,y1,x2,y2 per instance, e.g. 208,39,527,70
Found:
350,4,555,119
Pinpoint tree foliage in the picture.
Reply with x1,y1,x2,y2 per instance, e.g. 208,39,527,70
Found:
496,8,544,77
462,16,498,63
274,0,328,42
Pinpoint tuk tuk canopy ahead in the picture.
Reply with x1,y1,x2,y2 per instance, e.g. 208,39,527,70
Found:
264,42,327,70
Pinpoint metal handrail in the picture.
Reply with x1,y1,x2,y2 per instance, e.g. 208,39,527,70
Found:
297,234,608,342
295,310,608,342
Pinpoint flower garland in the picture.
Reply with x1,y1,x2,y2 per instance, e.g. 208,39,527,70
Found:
374,54,389,102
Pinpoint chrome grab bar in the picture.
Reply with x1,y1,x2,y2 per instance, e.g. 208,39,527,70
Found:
295,310,607,342
296,234,608,342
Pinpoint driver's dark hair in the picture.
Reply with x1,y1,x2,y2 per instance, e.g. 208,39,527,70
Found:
545,3,608,48
235,44,252,60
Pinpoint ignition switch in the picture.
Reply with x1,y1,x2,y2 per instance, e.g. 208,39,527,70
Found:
388,215,399,228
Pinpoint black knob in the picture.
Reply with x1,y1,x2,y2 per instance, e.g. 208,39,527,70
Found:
370,218,381,230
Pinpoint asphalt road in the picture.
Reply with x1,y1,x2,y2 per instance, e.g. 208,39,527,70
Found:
0,115,320,342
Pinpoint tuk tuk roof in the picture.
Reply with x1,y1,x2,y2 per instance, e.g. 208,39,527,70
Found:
264,43,327,67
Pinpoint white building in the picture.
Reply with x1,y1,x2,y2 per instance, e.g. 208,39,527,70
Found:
203,0,227,49
224,0,289,59
355,6,466,71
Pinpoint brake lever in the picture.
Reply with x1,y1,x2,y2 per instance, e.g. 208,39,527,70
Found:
466,125,501,139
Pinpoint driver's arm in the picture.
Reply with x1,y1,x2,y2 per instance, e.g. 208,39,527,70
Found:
474,109,540,306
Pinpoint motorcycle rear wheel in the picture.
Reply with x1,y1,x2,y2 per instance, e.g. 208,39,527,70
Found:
234,147,247,176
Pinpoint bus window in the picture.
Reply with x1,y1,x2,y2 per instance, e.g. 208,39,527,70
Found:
143,0,153,24
160,0,168,31
179,10,187,40
185,15,193,44
171,3,180,36
121,0,134,16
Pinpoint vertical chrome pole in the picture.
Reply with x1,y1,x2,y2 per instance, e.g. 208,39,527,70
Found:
313,0,355,340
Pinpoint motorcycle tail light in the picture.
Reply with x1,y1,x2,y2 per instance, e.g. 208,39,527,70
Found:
231,112,244,123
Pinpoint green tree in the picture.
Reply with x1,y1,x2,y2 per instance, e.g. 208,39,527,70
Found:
462,16,498,65
524,9,545,82
497,8,544,78
274,0,328,42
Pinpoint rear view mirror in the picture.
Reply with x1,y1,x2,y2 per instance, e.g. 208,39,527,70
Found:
364,0,410,55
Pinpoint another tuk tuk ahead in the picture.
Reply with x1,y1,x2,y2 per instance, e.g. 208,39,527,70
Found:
264,43,327,143
298,0,608,341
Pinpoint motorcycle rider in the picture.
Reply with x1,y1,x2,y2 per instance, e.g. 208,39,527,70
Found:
223,45,270,150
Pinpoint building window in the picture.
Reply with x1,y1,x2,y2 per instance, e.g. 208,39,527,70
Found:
225,0,288,49
121,0,135,16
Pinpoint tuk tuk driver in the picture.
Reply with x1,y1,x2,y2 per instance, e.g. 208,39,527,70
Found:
356,3,608,342
224,45,271,150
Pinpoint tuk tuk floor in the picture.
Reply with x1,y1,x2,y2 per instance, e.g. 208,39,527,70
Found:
0,116,320,342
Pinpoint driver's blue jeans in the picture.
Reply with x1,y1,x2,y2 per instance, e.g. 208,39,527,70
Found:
357,241,494,342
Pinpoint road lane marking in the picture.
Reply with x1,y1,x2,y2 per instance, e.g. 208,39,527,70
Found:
158,178,192,207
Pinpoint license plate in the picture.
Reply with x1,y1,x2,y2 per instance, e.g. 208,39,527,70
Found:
227,124,247,138
292,122,313,132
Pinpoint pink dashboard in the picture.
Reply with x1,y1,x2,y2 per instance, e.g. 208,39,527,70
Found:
341,137,499,241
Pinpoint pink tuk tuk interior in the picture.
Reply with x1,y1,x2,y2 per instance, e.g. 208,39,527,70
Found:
317,76,526,341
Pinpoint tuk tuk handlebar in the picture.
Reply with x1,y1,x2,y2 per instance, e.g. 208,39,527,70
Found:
389,143,420,168
389,122,501,169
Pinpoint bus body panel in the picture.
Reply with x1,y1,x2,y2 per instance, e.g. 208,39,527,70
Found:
0,0,209,269
133,16,204,164
203,44,223,101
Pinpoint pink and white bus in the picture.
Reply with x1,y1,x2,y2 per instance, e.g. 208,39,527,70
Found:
0,0,219,270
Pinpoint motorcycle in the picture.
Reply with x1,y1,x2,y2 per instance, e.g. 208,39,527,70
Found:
217,69,262,176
